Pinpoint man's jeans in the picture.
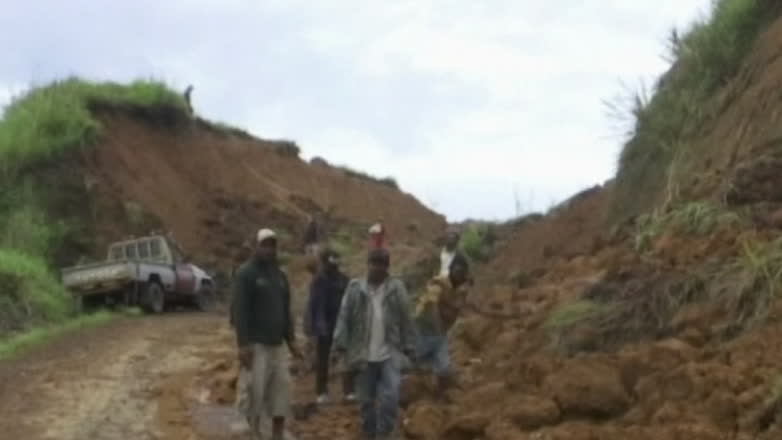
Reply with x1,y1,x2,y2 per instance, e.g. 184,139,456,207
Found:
415,334,451,376
356,358,401,437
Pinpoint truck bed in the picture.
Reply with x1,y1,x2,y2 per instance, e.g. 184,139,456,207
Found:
61,261,139,295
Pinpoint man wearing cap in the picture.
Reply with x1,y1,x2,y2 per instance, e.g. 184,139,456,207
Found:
233,228,300,440
333,248,415,439
368,218,386,250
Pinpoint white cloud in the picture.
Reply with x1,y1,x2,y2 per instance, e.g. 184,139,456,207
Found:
0,0,713,221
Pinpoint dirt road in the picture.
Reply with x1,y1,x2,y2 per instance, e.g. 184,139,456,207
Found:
0,312,231,440
0,311,383,440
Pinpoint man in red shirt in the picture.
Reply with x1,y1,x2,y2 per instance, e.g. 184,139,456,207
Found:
368,218,386,249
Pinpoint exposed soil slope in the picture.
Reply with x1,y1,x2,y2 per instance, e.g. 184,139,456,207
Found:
68,108,445,280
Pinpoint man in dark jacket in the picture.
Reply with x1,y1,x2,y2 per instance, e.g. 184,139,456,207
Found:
233,228,300,440
307,249,354,404
303,214,324,256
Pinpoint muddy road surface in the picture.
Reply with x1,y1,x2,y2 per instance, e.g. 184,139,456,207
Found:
0,312,378,440
0,313,230,440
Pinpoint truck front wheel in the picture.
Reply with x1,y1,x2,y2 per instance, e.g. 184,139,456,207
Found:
141,282,165,314
195,284,216,312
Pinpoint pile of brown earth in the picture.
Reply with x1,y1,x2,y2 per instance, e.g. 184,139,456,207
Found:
400,10,782,439
403,201,782,439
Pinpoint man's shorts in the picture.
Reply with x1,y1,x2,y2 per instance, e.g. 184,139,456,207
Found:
414,335,451,376
239,344,292,420
235,364,251,417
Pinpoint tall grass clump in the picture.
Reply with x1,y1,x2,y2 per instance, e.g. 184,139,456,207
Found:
460,223,495,263
710,237,782,331
0,175,70,262
0,249,72,332
0,77,185,178
633,201,743,251
0,310,115,360
611,0,773,220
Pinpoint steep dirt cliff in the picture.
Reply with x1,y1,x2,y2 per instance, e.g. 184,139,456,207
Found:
25,104,443,298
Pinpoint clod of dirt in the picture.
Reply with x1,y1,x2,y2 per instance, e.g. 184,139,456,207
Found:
503,395,561,430
544,359,631,419
403,402,447,440
441,410,492,440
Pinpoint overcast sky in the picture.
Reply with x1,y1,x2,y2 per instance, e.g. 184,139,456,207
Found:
1,0,712,221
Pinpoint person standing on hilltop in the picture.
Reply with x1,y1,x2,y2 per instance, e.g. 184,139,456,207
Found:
411,254,471,397
232,228,301,440
333,248,415,440
306,248,356,405
368,218,386,249
183,85,194,115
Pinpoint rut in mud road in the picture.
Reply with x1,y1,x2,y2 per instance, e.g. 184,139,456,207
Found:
0,313,224,440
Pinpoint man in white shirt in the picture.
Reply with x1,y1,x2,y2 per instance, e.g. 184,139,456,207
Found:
439,229,461,277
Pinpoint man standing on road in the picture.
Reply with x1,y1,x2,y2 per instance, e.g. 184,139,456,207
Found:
303,214,324,256
306,249,355,405
411,254,471,397
333,248,416,440
233,228,301,440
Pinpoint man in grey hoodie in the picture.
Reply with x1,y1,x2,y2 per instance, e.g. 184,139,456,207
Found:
333,248,416,439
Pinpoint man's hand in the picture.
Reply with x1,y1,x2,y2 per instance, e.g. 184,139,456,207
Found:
331,347,346,365
238,346,253,368
288,343,304,360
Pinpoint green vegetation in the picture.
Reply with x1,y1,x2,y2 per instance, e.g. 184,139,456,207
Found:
764,373,782,412
553,233,782,354
0,310,121,360
0,249,72,331
275,140,301,158
633,201,743,251
2,194,68,259
0,77,186,178
459,223,495,263
612,0,775,220
329,227,359,258
544,300,608,330
339,166,400,190
713,237,782,329
545,299,614,354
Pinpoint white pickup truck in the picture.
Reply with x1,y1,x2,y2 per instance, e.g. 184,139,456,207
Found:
61,235,215,313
